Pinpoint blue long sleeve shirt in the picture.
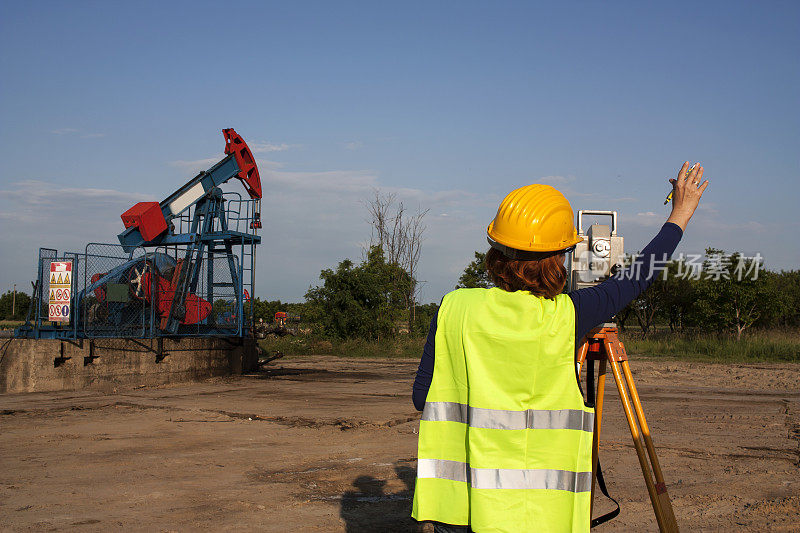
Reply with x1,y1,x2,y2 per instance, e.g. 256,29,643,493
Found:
412,222,683,411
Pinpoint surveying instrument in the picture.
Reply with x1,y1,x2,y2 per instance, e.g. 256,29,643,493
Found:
568,210,679,532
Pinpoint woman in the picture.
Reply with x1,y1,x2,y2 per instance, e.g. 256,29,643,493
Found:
411,162,708,533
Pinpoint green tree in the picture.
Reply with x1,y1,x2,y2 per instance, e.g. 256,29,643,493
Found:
411,302,440,336
756,270,800,328
611,255,695,334
252,298,287,323
615,304,634,332
615,253,666,335
659,258,701,332
694,248,768,340
456,251,493,289
305,246,411,340
0,290,31,321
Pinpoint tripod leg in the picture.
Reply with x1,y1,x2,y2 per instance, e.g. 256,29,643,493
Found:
590,358,607,517
577,339,589,374
621,360,679,532
606,356,668,531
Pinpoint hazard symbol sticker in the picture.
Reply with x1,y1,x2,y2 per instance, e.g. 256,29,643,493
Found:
49,261,72,323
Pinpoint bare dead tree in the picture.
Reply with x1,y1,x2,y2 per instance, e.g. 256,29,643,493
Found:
365,190,428,332
366,191,393,257
404,208,427,328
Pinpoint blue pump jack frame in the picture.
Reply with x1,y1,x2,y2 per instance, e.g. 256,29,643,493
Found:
118,153,242,252
160,188,257,335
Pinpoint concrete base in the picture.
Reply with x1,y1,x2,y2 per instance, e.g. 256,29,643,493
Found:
0,337,258,394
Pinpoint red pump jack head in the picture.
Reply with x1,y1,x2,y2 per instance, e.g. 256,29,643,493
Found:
223,128,263,229
223,128,262,200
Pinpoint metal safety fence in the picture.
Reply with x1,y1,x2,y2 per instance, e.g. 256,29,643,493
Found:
81,243,150,338
22,241,254,340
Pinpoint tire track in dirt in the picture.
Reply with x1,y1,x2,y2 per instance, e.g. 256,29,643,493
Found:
784,399,800,467
111,400,420,431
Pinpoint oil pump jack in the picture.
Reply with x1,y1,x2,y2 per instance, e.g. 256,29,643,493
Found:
16,129,262,339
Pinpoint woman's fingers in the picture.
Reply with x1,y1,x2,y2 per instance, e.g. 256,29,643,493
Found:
687,163,700,184
693,166,704,185
678,161,690,184
698,179,709,194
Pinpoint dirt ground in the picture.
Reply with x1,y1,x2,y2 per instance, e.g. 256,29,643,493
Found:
1,356,798,532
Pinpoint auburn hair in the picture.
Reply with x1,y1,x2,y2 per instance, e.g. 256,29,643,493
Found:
485,247,567,299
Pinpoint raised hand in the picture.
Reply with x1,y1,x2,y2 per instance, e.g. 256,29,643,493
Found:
666,161,709,231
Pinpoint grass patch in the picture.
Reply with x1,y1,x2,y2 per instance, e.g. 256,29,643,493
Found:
0,320,24,330
259,329,800,364
258,334,426,359
621,328,800,363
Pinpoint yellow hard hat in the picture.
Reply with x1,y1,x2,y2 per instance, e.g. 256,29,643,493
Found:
487,184,582,256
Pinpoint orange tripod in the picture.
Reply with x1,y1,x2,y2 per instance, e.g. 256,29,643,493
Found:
577,324,679,532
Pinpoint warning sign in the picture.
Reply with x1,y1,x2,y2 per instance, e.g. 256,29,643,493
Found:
49,261,72,323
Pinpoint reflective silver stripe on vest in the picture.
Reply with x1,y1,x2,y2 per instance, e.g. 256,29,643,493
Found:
421,401,468,424
417,458,469,483
471,467,592,492
422,401,593,432
417,459,591,492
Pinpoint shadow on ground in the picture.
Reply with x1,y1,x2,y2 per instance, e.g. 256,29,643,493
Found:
340,465,422,532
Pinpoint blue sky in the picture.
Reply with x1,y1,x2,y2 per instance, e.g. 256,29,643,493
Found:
1,1,798,303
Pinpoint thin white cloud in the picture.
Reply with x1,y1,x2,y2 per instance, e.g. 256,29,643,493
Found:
634,211,662,227
0,181,157,282
168,157,222,173
567,191,605,199
254,158,285,170
249,141,298,153
0,181,154,224
259,169,484,209
693,216,767,233
538,175,574,185
697,202,719,215
51,128,104,137
262,169,380,193
344,141,364,150
169,157,286,174
0,180,153,204
556,182,635,205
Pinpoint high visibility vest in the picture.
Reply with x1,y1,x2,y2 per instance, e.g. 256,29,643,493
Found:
412,288,593,533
